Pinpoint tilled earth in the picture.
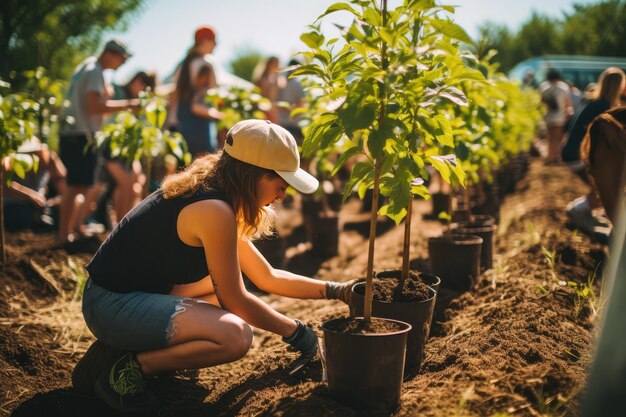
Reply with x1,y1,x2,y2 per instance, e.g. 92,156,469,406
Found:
1,158,608,417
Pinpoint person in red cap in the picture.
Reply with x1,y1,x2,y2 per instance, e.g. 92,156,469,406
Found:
71,120,360,414
167,25,222,157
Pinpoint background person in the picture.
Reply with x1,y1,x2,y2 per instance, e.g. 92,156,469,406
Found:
2,138,66,231
57,39,138,244
166,25,218,132
277,58,305,144
86,71,157,230
538,69,572,164
561,67,626,234
253,56,283,123
176,64,223,158
72,120,359,413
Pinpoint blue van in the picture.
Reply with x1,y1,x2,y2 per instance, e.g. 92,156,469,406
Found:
509,55,626,89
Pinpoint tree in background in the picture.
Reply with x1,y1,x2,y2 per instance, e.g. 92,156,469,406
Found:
475,0,626,72
229,49,263,83
0,0,145,85
561,0,626,57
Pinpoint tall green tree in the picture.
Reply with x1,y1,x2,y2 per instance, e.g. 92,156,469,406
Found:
562,0,626,56
475,0,626,72
0,0,145,84
229,49,263,82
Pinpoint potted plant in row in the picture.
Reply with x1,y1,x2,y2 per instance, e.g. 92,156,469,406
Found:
96,92,190,197
297,0,483,410
0,79,40,266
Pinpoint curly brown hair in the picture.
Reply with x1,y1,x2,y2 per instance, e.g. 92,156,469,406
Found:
161,151,277,239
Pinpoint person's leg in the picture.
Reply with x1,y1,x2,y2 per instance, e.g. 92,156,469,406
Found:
136,301,252,375
58,185,88,241
74,183,102,235
105,161,135,220
58,134,98,241
547,125,564,163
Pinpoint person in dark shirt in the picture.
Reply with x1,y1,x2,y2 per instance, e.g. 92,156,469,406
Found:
72,119,358,413
562,67,626,235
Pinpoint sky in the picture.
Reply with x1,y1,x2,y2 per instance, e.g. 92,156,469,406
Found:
107,0,598,84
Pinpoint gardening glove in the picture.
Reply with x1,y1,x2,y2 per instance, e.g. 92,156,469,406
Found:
282,319,318,375
325,278,365,305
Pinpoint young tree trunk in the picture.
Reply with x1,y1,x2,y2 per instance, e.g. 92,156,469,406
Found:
400,194,413,289
364,157,381,322
364,0,388,323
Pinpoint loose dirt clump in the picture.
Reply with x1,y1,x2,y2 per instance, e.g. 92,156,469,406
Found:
324,317,404,334
358,271,431,303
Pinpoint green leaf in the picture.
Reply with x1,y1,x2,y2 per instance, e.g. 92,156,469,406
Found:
427,155,451,183
332,146,360,176
316,3,361,21
428,18,474,45
300,31,325,49
368,125,394,158
378,204,407,225
362,8,382,27
411,184,430,199
291,64,325,78
439,87,469,107
339,103,376,136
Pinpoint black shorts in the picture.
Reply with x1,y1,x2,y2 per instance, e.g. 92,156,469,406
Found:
59,133,98,186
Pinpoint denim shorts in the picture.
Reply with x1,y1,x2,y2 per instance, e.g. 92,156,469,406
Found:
82,278,194,352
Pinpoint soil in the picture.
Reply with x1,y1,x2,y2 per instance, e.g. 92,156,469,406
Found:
356,271,431,303
0,157,609,417
323,317,404,334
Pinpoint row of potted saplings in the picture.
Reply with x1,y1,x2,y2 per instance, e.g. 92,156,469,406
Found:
254,150,530,267
319,154,530,412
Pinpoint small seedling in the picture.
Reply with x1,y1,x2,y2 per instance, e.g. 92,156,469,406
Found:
68,257,88,301
567,272,597,317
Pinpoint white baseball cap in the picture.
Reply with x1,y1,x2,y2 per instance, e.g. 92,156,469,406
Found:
224,120,319,194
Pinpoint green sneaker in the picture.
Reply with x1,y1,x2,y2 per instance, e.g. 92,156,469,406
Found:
72,340,125,395
94,352,162,414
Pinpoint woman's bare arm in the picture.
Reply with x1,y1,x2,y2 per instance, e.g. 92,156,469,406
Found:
238,239,326,299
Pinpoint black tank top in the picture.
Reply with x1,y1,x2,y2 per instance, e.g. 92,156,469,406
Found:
86,188,229,294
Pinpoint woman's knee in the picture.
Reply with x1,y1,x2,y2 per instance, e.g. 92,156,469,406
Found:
221,316,253,359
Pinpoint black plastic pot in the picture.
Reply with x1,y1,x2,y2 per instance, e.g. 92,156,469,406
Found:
419,272,441,293
350,273,436,372
452,209,471,223
428,235,483,292
253,235,285,268
321,317,411,411
426,192,451,220
453,223,496,270
464,214,496,227
327,192,343,212
311,213,340,258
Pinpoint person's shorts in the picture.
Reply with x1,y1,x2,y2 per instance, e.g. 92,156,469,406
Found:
82,278,194,352
59,133,98,186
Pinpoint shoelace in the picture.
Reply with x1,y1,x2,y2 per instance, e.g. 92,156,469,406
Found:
109,354,146,395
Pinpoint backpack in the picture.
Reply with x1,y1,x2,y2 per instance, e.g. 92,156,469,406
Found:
542,90,560,111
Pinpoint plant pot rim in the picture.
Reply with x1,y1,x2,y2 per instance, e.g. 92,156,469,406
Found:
320,317,412,337
374,269,439,281
429,235,483,245
452,224,496,233
352,281,437,304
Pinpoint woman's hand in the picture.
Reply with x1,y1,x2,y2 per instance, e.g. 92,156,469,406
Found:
325,278,364,305
282,320,317,375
